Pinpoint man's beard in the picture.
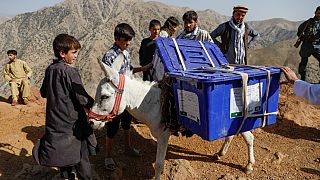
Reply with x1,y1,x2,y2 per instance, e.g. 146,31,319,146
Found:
185,27,195,33
233,19,242,25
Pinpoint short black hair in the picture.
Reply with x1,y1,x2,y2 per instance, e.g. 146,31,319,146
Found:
149,19,161,29
52,34,81,59
182,10,198,22
114,23,135,41
7,49,17,55
316,6,320,12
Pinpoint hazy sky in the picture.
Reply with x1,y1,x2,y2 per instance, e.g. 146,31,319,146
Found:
0,0,317,21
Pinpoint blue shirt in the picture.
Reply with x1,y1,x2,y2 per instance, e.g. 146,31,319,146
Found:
101,44,132,74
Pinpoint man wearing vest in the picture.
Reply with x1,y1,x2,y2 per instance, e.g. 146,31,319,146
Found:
297,6,320,81
210,5,259,65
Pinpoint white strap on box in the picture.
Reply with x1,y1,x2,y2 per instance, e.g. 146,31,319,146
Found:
172,38,187,71
204,67,250,134
199,41,215,67
202,65,277,135
225,64,277,131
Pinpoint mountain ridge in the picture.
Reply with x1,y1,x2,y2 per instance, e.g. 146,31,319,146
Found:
0,0,313,96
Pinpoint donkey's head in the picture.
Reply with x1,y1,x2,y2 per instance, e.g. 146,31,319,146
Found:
88,60,127,130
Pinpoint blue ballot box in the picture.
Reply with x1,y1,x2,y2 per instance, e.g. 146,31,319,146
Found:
153,38,281,141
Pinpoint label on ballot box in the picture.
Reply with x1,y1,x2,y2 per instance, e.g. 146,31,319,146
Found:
230,82,263,118
177,89,200,123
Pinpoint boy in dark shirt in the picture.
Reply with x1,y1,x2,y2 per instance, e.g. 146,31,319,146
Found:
139,19,161,81
33,34,96,180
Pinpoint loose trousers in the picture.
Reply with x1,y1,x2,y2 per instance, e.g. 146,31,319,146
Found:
9,78,30,101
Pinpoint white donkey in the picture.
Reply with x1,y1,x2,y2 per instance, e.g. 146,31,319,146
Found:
88,64,255,180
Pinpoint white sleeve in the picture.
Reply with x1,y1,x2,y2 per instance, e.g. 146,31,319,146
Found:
293,80,320,105
159,31,169,38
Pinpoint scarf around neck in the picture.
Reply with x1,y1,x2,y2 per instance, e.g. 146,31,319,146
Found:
228,18,246,64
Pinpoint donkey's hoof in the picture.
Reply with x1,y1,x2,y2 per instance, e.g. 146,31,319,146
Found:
244,163,253,174
212,153,221,160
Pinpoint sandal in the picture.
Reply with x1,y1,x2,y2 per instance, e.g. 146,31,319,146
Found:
105,158,116,171
126,148,142,157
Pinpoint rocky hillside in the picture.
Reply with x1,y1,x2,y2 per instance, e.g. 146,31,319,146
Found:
0,0,304,96
248,38,319,83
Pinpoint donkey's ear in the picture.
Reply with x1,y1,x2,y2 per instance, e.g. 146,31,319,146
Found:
112,53,125,72
98,58,116,79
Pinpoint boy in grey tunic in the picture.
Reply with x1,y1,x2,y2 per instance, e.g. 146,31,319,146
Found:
34,34,96,180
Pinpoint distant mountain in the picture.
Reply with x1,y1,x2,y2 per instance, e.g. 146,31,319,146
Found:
0,0,306,96
0,16,11,24
250,18,301,48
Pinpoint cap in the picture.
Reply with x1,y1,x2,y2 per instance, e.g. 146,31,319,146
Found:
233,5,248,13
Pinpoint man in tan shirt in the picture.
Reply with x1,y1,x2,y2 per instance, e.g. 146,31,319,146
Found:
3,50,32,106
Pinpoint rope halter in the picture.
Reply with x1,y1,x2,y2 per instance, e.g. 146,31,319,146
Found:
88,74,125,122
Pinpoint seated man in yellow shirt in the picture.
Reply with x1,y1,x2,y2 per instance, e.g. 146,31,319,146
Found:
3,50,32,106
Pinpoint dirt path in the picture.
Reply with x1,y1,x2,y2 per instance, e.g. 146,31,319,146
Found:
0,84,319,179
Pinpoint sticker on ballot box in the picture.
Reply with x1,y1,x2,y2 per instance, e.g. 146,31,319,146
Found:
230,82,263,118
177,89,200,124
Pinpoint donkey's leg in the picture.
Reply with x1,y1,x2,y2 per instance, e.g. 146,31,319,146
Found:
241,131,255,174
154,128,170,180
212,135,234,160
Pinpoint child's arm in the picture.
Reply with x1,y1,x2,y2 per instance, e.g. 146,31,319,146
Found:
133,63,153,74
40,69,49,98
138,40,144,66
101,51,114,67
69,68,94,108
